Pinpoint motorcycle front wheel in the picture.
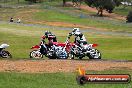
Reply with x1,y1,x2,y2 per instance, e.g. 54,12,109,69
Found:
56,52,69,59
88,49,101,59
69,53,74,59
1,50,12,58
30,50,43,59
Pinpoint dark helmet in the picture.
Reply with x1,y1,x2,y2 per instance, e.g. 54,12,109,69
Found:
44,31,52,38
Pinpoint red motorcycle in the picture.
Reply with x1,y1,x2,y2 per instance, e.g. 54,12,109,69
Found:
30,36,101,59
29,35,74,59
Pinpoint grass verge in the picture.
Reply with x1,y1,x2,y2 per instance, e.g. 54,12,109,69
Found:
114,6,132,16
0,70,131,88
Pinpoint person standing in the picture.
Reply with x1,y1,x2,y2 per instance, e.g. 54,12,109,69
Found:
17,18,21,23
10,17,14,22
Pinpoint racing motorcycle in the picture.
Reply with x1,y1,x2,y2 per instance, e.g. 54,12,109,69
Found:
47,37,74,59
69,42,101,59
30,36,74,59
0,44,12,58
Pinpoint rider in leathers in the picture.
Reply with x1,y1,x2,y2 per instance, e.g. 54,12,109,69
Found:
68,28,101,59
40,31,57,54
44,31,57,42
68,28,88,49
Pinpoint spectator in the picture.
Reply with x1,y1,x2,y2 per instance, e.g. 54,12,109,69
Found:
10,17,13,22
17,18,21,23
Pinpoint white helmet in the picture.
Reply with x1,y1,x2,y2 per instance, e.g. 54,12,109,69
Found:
72,28,81,35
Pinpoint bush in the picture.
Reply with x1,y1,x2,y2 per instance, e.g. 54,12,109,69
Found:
126,11,132,23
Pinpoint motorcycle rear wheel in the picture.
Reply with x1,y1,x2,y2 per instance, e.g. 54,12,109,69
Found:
30,50,43,59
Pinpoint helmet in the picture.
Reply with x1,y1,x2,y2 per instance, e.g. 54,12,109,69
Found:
44,31,52,38
72,28,80,32
72,28,81,35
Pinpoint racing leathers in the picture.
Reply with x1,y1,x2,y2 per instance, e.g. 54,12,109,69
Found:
68,28,88,49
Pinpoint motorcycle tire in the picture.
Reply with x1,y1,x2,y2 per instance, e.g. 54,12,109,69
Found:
78,56,83,60
30,50,43,59
47,51,56,59
48,55,56,59
56,54,69,59
88,49,101,59
1,50,12,58
55,50,69,59
69,49,75,59
69,53,74,59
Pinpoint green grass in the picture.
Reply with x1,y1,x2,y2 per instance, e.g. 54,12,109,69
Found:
0,70,131,88
39,1,132,32
34,8,132,33
114,5,132,16
34,10,77,22
0,1,132,33
91,37,132,60
0,23,132,60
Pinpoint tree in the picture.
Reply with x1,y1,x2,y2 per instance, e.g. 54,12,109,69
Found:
84,0,121,16
126,11,132,23
63,0,66,6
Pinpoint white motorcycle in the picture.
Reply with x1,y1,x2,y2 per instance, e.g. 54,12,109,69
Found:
69,43,101,59
0,44,12,58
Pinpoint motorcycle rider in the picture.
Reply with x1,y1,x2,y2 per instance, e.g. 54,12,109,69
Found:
44,31,57,42
68,28,88,49
41,31,57,49
39,31,57,55
68,28,101,59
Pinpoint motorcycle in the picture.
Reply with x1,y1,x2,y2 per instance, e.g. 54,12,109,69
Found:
69,42,101,59
30,35,101,59
30,40,47,59
30,36,73,59
47,37,74,59
0,44,12,58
